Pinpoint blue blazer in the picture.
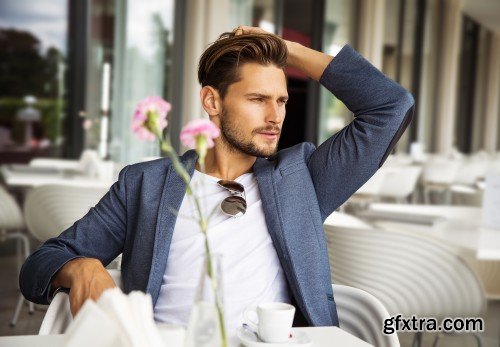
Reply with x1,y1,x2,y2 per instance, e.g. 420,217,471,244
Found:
20,45,414,327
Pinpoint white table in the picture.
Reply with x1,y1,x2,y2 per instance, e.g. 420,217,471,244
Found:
0,327,373,346
355,203,500,260
0,164,113,189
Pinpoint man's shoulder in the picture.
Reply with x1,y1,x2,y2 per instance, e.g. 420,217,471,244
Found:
271,141,316,168
121,157,173,181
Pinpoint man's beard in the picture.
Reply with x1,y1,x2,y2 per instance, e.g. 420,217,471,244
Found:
219,107,280,158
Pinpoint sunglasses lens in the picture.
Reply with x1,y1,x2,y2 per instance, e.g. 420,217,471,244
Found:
221,196,247,217
218,180,244,194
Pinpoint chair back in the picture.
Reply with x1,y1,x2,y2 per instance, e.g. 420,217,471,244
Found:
378,166,422,199
454,160,487,185
325,225,486,319
423,158,461,185
39,269,121,335
0,185,24,229
24,184,108,242
334,284,399,347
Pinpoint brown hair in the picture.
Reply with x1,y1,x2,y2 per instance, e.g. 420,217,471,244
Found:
198,31,288,99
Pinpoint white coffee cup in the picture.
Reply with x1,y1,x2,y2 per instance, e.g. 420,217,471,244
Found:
243,302,295,343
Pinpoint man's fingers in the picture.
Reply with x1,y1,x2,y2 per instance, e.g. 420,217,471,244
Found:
233,26,243,36
70,296,82,317
232,25,268,36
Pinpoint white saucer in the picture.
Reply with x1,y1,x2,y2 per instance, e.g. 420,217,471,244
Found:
237,327,312,347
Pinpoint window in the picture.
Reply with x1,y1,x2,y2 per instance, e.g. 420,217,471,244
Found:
108,0,177,164
0,0,68,162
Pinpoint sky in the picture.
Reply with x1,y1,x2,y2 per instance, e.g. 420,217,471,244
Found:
0,0,68,55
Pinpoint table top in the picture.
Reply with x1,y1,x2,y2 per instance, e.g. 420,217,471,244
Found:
0,327,373,347
354,203,500,260
0,164,113,189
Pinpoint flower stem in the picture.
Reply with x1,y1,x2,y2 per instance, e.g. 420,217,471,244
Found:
203,236,227,347
159,133,227,347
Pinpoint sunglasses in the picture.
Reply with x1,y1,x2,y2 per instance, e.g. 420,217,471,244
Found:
217,180,247,217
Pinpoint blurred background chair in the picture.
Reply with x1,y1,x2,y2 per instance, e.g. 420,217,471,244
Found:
422,158,462,204
0,185,34,326
325,224,486,347
334,283,400,347
377,166,422,203
23,184,109,243
23,184,122,269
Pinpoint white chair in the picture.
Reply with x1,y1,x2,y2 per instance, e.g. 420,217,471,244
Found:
377,166,422,203
348,168,388,209
450,185,483,207
422,158,462,204
453,160,487,186
23,184,108,242
0,185,34,326
39,269,122,335
333,284,399,347
325,225,486,346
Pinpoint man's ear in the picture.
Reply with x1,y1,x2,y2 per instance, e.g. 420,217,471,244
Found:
200,86,222,117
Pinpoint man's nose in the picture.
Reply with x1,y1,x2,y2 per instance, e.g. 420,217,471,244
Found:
265,102,284,124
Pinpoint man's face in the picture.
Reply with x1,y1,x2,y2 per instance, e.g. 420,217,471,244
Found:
217,63,288,158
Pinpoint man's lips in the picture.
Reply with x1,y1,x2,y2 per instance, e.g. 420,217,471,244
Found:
258,131,280,140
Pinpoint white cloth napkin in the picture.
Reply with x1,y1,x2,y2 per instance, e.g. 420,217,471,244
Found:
64,288,164,347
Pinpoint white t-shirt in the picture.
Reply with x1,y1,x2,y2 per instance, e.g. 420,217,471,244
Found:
153,169,290,333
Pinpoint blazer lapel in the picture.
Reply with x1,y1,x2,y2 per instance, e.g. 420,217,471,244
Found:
253,156,319,325
146,149,198,305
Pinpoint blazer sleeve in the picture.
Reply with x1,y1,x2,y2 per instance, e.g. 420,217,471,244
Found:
19,166,130,304
307,45,415,221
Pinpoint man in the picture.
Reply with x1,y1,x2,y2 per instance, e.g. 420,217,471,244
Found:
20,26,414,330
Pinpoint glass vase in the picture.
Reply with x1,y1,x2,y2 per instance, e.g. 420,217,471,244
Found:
184,253,227,347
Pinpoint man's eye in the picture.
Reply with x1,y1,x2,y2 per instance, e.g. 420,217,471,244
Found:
252,98,264,103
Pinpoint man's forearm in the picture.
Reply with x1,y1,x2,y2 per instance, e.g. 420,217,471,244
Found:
285,41,334,81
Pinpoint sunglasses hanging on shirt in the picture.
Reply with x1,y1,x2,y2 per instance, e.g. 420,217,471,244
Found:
217,180,247,217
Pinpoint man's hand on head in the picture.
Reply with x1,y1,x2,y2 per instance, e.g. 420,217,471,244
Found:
232,25,294,56
231,25,333,81
51,258,116,317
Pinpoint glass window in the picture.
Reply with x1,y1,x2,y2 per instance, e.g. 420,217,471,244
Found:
83,0,117,151
108,0,176,164
318,0,358,144
0,0,67,162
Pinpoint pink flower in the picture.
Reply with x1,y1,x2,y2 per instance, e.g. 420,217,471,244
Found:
180,119,220,149
132,96,171,141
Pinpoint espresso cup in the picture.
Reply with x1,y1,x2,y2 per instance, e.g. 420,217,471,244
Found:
243,302,295,343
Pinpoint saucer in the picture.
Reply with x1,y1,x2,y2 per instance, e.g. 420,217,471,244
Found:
237,327,312,347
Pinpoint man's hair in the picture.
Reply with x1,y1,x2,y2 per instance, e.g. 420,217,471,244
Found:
198,31,288,99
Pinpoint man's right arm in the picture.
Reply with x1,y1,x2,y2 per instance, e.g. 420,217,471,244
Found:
19,166,130,313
